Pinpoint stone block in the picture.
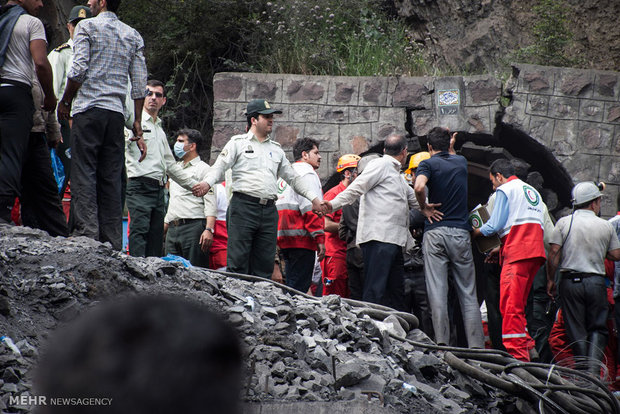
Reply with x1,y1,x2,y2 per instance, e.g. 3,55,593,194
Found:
600,183,619,217
328,78,359,105
274,123,304,149
318,106,349,124
556,153,600,182
464,106,492,133
556,69,594,97
289,105,319,123
548,96,580,120
378,107,406,127
235,103,249,120
213,102,237,122
349,107,379,123
372,122,400,143
518,67,554,94
392,78,432,108
599,155,620,185
579,99,605,122
213,73,244,101
464,77,501,105
502,94,529,130
551,120,578,156
339,124,372,154
528,116,554,147
614,126,620,155
246,77,281,102
211,122,245,150
577,121,614,154
525,95,550,116
360,77,388,106
409,110,435,136
605,103,620,123
284,77,328,103
594,72,619,100
303,123,339,151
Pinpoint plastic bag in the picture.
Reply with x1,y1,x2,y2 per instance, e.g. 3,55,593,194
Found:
50,148,65,194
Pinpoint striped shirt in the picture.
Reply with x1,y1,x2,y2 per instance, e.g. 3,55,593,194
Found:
68,11,147,115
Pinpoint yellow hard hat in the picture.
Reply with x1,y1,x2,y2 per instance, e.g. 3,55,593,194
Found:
405,152,430,174
336,154,361,172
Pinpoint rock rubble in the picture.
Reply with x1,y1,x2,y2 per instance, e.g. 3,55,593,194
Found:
0,225,529,413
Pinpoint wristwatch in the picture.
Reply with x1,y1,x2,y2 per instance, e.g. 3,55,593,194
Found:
205,227,214,233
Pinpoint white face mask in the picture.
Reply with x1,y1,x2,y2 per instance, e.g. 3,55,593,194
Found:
173,142,187,159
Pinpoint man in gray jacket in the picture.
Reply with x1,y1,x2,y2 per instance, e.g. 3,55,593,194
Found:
323,134,418,310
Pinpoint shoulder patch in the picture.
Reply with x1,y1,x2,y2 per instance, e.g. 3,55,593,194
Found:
53,43,71,53
207,188,215,196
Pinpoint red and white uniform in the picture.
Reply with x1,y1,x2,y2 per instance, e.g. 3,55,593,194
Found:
488,176,546,361
276,162,324,251
322,181,349,297
209,182,228,270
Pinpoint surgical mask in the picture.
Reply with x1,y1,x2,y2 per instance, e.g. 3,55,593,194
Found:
174,142,187,158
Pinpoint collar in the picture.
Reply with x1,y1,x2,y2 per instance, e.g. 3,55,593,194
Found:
183,155,201,167
142,109,160,125
386,155,402,170
575,209,596,216
505,175,519,183
293,161,317,175
67,38,74,48
246,131,271,143
98,11,117,20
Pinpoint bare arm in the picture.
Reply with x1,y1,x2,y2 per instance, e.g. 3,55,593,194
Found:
414,174,443,223
546,243,562,297
324,216,338,234
31,39,56,111
607,248,620,262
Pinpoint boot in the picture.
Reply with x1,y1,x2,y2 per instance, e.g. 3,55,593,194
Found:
586,332,608,379
0,197,14,224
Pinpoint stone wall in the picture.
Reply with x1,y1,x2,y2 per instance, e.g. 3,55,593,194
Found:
212,64,620,216
211,72,501,180
505,64,620,216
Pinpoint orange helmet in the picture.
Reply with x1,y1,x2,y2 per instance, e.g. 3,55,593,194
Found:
336,154,361,172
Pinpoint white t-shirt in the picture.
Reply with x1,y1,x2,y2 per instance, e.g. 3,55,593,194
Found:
0,14,46,86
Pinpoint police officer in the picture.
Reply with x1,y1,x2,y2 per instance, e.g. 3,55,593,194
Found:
47,5,92,196
547,182,620,378
192,99,323,278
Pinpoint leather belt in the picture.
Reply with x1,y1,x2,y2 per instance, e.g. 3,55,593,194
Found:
233,192,275,206
168,218,204,227
129,176,165,187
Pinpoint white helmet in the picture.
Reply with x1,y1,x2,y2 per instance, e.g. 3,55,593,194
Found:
571,181,604,205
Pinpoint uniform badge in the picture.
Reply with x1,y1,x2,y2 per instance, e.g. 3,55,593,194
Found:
221,149,229,158
523,185,540,206
78,8,87,18
207,188,214,195
245,145,254,154
264,101,270,109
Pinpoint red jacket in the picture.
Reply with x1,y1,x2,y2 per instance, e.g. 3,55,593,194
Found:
324,181,347,259
276,162,324,250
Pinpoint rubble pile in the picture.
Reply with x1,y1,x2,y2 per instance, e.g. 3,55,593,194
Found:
0,225,530,413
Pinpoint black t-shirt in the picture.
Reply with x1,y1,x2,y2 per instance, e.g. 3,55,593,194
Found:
416,151,471,231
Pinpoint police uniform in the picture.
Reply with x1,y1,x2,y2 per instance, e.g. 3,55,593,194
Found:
47,5,92,196
202,106,318,278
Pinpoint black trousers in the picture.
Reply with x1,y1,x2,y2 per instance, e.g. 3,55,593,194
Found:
20,132,68,237
404,265,435,338
559,273,608,357
165,219,209,268
70,108,124,250
0,84,34,220
226,194,278,278
126,179,166,257
346,246,364,300
281,248,315,293
360,240,405,311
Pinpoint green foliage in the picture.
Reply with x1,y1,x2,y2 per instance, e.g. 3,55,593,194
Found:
250,0,427,76
515,0,577,67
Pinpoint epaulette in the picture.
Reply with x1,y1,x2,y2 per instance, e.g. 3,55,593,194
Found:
231,134,247,141
53,43,71,53
270,140,281,147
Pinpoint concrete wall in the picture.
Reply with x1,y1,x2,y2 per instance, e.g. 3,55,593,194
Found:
212,64,620,215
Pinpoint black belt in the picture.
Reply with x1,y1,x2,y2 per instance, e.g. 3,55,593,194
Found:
0,78,31,93
168,218,204,227
561,271,604,281
233,192,275,206
129,176,165,188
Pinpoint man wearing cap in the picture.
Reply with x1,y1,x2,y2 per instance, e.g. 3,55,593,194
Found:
57,0,147,250
472,159,545,360
192,99,323,278
547,182,620,377
321,153,360,297
125,80,199,258
47,5,91,196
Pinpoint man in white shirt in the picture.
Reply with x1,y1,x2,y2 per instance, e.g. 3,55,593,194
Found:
164,129,216,267
0,0,56,224
323,133,419,310
192,99,323,278
125,80,198,257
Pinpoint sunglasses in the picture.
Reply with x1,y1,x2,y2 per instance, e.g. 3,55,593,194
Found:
146,90,164,98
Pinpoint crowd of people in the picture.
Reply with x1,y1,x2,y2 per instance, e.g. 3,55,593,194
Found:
3,0,620,386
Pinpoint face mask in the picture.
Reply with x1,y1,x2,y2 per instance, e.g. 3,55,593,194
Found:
174,142,187,158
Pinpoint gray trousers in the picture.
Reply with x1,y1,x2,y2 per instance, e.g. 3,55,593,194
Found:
423,227,484,348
